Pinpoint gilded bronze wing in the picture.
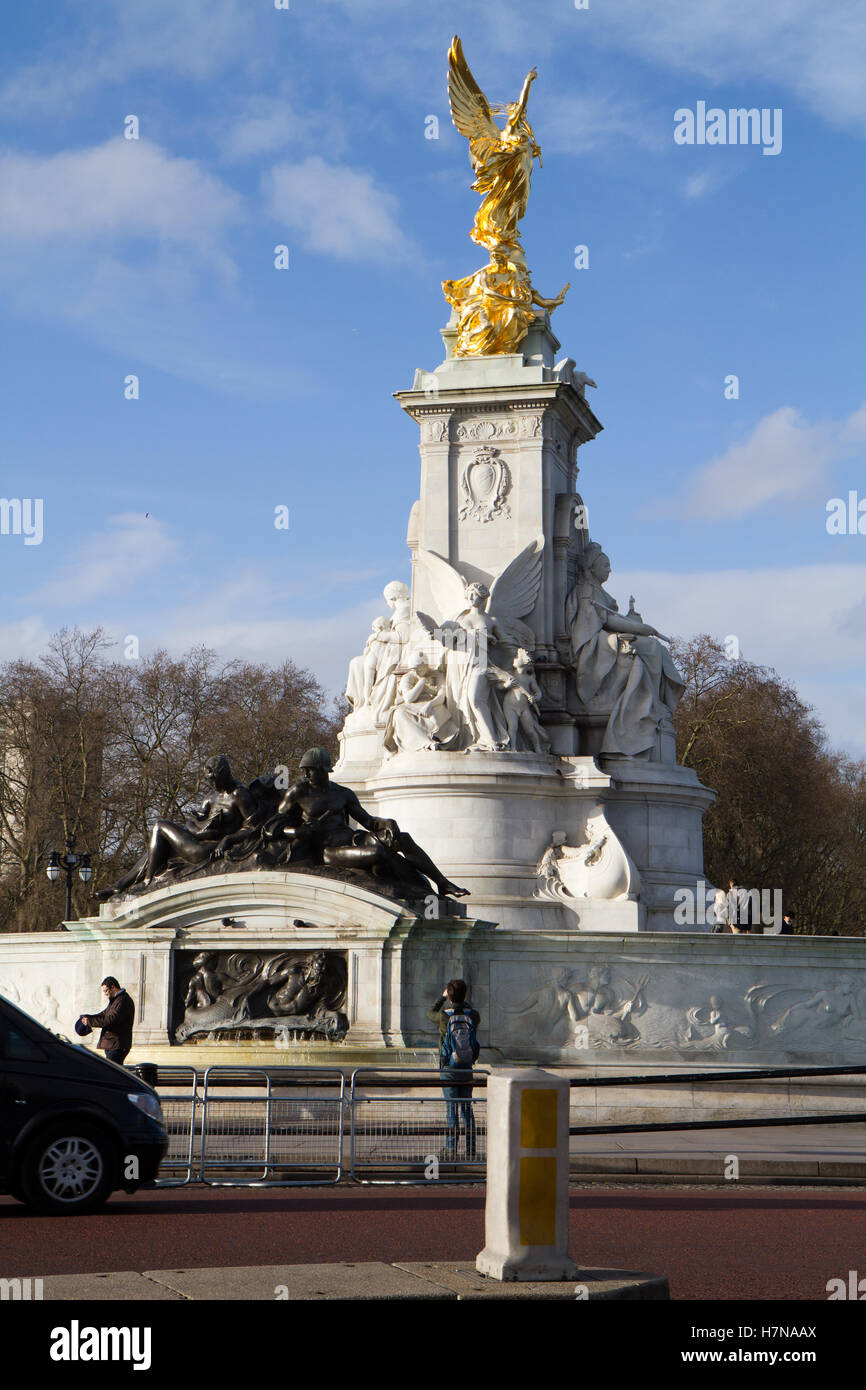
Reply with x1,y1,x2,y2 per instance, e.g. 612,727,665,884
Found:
448,35,501,169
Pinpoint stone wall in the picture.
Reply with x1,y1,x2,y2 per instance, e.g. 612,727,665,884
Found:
1,872,864,1084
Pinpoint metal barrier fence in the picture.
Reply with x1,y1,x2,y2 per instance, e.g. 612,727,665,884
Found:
198,1067,346,1186
152,1066,200,1186
146,1066,487,1186
139,1061,866,1187
349,1068,488,1183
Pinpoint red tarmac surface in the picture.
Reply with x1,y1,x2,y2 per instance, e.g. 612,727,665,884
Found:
2,1185,865,1300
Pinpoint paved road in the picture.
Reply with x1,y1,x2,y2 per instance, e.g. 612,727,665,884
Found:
2,1185,864,1300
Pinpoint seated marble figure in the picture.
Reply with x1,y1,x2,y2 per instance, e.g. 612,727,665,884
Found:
384,655,459,755
565,541,684,761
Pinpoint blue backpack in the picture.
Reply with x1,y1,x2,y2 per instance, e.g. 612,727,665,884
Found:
442,1007,480,1067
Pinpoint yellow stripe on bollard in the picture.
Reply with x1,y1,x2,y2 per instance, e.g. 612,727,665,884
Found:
519,1156,557,1245
520,1087,558,1148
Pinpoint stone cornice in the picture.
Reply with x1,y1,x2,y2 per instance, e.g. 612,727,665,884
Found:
395,381,603,442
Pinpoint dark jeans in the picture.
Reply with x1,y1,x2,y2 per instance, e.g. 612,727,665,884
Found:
441,1068,476,1159
105,1047,130,1065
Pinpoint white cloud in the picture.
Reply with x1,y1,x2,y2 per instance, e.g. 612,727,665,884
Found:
841,402,866,447
682,166,740,200
6,547,400,695
29,514,178,606
593,0,866,135
298,1,866,141
0,139,311,397
683,171,713,199
673,402,865,520
0,617,54,664
540,92,666,156
611,560,866,754
224,110,301,163
0,139,241,257
156,602,381,698
5,0,866,148
0,0,254,115
220,97,349,164
263,156,414,263
796,681,866,759
119,562,397,694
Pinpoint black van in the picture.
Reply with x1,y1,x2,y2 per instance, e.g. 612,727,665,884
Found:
0,992,167,1214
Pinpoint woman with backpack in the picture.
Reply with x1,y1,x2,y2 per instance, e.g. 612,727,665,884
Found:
427,979,481,1162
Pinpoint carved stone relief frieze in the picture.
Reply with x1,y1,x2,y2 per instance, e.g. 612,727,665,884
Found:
498,960,866,1058
173,948,349,1043
504,964,648,1050
421,417,449,443
453,413,543,443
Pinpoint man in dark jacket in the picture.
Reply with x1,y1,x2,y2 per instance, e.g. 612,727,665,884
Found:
82,977,135,1064
427,979,480,1162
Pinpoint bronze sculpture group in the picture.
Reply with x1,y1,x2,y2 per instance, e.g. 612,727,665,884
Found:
98,747,467,903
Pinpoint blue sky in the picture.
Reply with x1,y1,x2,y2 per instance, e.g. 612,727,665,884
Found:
0,0,864,753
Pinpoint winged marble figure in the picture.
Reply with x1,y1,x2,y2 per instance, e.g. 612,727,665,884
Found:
414,538,545,751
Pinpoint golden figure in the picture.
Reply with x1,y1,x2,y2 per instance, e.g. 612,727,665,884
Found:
444,36,569,357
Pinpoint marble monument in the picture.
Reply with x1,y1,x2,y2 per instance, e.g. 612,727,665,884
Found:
1,38,862,1122
335,38,713,935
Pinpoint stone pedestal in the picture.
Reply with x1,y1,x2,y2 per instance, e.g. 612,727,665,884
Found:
342,748,644,934
601,759,717,931
87,870,474,1058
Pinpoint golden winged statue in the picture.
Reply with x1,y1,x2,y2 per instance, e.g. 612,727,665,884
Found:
443,36,569,358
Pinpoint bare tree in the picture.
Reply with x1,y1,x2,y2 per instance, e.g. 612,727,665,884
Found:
672,634,866,934
0,632,342,931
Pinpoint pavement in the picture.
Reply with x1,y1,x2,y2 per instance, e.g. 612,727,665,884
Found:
33,1262,668,1301
568,1121,866,1182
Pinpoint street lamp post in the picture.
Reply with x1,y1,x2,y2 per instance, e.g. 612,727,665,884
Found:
46,834,93,921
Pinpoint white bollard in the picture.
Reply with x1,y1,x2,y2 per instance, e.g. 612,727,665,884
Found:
476,1067,578,1282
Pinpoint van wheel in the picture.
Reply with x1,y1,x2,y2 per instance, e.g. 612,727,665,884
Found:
18,1123,116,1215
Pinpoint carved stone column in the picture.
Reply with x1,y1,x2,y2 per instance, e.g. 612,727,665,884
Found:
394,313,602,754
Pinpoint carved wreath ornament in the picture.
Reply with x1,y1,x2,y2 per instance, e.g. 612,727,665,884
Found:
459,447,512,523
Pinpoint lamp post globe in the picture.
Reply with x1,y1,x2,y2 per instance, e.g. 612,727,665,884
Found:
45,835,95,921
